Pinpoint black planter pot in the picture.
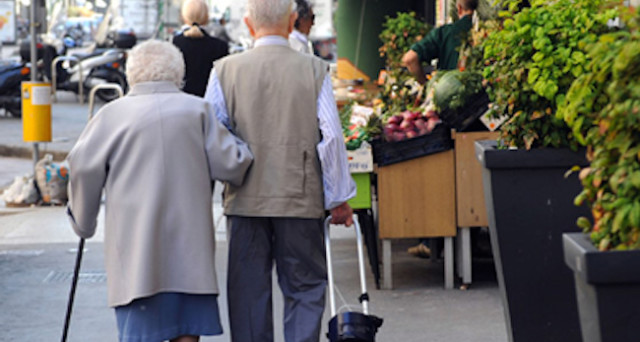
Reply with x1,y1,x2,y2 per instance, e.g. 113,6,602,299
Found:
475,140,589,342
563,233,640,342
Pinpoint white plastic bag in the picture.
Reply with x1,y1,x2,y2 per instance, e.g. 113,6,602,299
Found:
35,154,69,205
2,175,39,206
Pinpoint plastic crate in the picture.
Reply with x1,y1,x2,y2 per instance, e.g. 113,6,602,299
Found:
439,91,490,132
348,173,372,209
371,124,453,167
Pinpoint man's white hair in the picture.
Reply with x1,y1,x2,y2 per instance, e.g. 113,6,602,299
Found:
126,40,185,87
246,0,294,30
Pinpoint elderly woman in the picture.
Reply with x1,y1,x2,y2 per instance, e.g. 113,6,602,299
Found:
66,40,252,342
172,0,228,97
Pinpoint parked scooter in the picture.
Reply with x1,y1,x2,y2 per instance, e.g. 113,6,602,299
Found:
0,60,30,117
19,30,135,103
53,46,128,102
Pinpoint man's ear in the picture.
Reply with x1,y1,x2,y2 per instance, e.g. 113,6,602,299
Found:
244,16,256,37
288,12,298,34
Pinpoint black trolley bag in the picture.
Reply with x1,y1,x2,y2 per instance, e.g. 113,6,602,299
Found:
324,216,383,341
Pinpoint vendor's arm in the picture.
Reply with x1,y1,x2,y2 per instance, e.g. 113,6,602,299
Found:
202,73,253,186
316,73,356,226
402,29,440,84
402,50,426,84
66,114,110,239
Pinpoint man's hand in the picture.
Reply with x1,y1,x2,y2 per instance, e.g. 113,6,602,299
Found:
330,202,354,227
401,50,427,85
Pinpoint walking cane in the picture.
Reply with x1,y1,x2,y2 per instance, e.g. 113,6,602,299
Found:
61,238,85,342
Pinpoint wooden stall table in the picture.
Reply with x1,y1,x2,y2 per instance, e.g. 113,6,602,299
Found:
452,130,500,286
377,150,457,289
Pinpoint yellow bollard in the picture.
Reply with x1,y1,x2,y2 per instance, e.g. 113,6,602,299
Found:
22,81,52,142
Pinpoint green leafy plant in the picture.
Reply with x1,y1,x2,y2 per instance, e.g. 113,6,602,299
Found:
560,6,640,251
377,13,431,123
376,70,424,117
339,101,384,148
459,20,499,74
481,0,618,149
339,101,355,129
379,12,432,78
449,0,498,21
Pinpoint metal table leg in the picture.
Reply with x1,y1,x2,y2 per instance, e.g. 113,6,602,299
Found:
460,227,472,285
444,237,454,289
382,239,392,290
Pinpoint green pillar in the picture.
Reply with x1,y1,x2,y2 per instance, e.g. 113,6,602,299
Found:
336,0,413,80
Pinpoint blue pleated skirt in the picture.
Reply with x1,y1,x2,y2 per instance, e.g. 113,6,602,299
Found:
115,292,223,342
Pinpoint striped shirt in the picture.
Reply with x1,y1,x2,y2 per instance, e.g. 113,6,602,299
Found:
203,35,356,210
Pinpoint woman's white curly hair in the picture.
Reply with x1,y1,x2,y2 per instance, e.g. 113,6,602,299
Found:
246,0,294,31
126,40,185,88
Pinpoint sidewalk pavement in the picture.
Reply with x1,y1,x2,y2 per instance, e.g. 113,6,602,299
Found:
0,96,509,341
0,206,507,341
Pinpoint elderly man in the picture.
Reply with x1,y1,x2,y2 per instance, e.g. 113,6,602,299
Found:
203,0,355,341
67,40,252,342
289,0,314,54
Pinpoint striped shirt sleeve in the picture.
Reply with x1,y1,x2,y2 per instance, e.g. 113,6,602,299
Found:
316,74,357,210
203,68,232,131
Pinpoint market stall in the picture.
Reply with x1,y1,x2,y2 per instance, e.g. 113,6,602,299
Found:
336,11,500,290
339,97,498,290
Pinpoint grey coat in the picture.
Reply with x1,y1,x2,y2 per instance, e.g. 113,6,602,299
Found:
66,81,253,307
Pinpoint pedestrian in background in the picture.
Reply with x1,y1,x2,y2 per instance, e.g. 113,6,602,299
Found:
289,0,315,54
173,0,229,97
204,0,356,340
66,40,253,342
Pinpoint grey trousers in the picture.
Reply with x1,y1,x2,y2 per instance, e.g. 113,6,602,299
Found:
227,216,327,342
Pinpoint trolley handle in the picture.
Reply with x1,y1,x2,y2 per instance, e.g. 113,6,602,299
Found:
324,215,369,317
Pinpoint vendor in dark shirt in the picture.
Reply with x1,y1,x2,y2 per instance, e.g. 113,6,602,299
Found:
402,0,478,84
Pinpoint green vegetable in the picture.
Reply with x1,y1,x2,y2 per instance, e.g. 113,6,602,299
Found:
430,70,483,111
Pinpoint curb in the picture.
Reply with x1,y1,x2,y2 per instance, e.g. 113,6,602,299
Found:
0,145,68,161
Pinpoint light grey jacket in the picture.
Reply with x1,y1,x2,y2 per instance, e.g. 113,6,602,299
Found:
66,82,253,307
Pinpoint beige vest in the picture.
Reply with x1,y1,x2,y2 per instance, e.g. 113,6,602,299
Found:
216,44,328,218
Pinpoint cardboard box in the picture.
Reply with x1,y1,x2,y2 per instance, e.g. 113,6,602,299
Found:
347,144,374,173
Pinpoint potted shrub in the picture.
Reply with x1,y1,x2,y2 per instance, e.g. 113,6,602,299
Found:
474,0,619,340
559,5,640,341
